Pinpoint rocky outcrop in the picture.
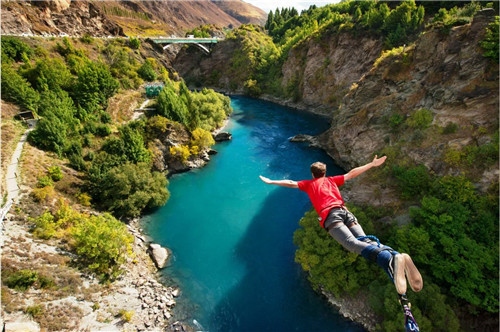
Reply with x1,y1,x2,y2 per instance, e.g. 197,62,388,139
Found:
1,1,123,36
1,0,266,37
281,33,383,114
213,131,232,142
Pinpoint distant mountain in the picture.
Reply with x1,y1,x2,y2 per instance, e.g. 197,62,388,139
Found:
0,0,267,37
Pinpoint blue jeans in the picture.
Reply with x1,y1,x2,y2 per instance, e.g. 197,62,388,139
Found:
324,208,377,255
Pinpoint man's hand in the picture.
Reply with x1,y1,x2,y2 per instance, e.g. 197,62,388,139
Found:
371,155,387,167
259,175,272,184
345,155,387,181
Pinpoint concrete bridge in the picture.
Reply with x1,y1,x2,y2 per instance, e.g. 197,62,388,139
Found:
150,37,219,54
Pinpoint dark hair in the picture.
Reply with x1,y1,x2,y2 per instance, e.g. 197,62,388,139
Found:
311,162,326,178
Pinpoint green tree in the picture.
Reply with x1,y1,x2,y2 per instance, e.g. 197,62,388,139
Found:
102,125,151,164
137,59,157,81
23,57,72,92
1,37,33,62
28,113,67,155
71,212,133,278
157,83,188,125
1,63,39,111
97,162,170,218
481,16,499,63
72,61,119,113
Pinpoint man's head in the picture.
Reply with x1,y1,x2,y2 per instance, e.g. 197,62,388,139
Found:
310,162,326,178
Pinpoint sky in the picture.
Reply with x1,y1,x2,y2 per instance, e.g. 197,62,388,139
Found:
244,0,341,14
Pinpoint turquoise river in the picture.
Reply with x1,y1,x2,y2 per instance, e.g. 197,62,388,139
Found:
142,96,366,332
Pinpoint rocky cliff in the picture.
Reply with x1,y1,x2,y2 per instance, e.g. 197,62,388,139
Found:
319,9,498,188
1,0,266,37
281,32,384,114
1,0,123,36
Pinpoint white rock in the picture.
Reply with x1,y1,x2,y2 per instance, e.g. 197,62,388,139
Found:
148,243,169,269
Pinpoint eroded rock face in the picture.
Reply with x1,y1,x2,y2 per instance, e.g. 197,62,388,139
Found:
282,33,383,114
320,10,498,186
1,1,123,36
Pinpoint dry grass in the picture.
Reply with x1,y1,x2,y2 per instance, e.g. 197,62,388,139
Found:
106,89,143,123
1,286,24,313
20,144,56,193
35,302,84,331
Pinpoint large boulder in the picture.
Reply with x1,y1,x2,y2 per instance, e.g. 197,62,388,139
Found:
148,243,169,269
213,131,232,142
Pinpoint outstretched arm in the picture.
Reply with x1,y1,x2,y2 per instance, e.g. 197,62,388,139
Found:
344,155,387,181
259,175,299,188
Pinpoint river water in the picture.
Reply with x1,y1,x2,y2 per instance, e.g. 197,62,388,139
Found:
142,96,365,332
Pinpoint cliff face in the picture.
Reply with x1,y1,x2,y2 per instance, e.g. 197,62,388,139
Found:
1,0,267,37
1,0,123,36
319,10,498,181
281,33,383,114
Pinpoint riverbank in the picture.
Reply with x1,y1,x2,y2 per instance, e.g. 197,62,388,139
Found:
1,203,189,331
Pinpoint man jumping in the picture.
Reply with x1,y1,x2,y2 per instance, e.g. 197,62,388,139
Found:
259,155,422,295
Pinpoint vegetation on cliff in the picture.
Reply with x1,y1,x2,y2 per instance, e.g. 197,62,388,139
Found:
1,35,231,281
295,167,498,330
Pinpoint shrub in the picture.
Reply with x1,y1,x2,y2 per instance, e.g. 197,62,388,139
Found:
72,61,119,113
406,108,433,129
4,270,38,291
392,164,432,199
47,166,63,181
71,213,133,278
1,37,33,62
95,125,112,137
80,33,94,44
96,162,169,218
440,122,458,134
31,186,55,203
77,193,92,207
31,210,58,239
69,154,87,172
119,309,134,322
25,305,44,318
23,57,73,92
243,79,261,97
157,83,189,126
137,59,157,81
102,125,151,164
37,175,54,188
388,113,404,131
191,128,215,150
129,37,141,49
1,63,39,111
170,145,191,163
481,16,499,63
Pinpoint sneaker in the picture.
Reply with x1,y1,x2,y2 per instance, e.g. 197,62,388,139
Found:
402,253,423,292
389,253,407,295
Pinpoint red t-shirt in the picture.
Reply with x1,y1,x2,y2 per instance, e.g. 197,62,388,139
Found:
297,175,345,227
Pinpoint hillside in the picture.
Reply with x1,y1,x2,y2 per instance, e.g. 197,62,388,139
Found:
0,32,231,330
0,0,267,37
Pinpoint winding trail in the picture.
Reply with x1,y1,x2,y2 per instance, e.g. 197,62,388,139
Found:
1,120,36,224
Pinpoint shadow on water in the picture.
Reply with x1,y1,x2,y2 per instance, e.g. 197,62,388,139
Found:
145,95,367,331
207,187,367,332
